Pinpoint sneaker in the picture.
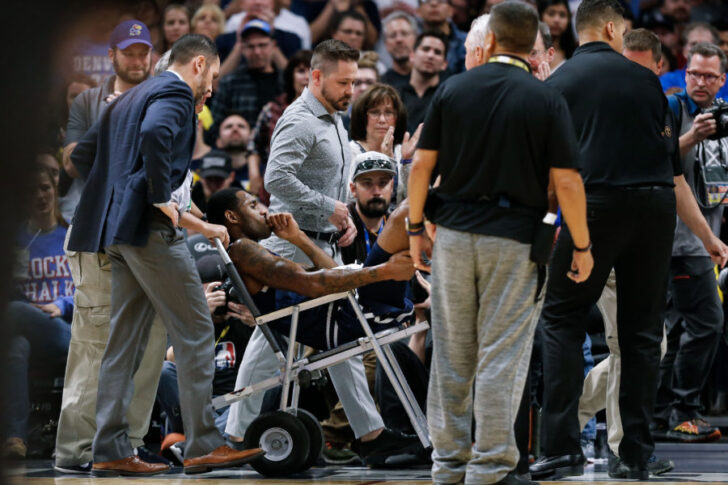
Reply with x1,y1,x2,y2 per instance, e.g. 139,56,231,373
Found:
608,455,648,480
667,419,722,443
358,428,422,466
167,440,186,466
54,462,93,474
2,438,27,459
322,442,362,465
647,455,674,475
135,446,171,466
580,438,595,461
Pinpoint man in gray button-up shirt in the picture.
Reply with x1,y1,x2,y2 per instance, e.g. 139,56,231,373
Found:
263,40,360,264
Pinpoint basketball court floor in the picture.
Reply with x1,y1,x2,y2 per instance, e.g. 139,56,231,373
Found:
5,440,728,485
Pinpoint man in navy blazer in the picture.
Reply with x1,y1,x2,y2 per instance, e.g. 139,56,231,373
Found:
68,34,264,476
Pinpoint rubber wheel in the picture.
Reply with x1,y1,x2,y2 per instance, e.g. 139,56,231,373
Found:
244,410,310,476
294,408,324,472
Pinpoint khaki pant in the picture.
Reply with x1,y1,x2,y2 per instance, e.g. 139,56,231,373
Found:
578,270,667,455
54,228,166,466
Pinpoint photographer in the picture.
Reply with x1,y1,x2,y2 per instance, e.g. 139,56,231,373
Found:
655,41,728,442
156,255,255,460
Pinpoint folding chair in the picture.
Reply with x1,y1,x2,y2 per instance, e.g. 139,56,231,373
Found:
211,238,431,476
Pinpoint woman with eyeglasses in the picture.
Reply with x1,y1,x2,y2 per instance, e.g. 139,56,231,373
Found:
349,83,422,204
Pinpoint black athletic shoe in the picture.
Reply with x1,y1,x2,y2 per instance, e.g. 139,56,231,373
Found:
647,454,674,476
135,446,171,466
608,454,648,480
495,471,539,485
358,428,422,466
529,454,585,479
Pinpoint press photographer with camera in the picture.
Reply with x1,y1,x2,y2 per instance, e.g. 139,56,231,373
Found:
655,41,728,442
155,255,256,462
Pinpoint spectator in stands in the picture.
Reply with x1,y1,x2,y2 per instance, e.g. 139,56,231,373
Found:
529,21,556,80
161,4,191,52
65,74,96,112
156,255,254,460
2,165,74,459
192,150,245,214
342,152,396,265
213,114,255,185
331,10,368,50
191,4,226,41
639,0,691,32
247,50,312,202
718,22,728,58
381,12,418,89
398,30,448,134
211,19,283,143
301,0,382,49
659,22,728,99
416,0,467,74
538,0,577,71
37,153,61,188
350,83,422,205
353,52,381,102
217,0,302,69
655,42,728,444
224,0,312,49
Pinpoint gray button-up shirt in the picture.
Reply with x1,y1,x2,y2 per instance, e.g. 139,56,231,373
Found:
262,87,351,262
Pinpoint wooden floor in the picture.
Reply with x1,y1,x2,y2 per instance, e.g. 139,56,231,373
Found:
6,458,728,485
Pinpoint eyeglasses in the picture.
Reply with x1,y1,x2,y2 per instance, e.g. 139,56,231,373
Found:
355,158,394,172
367,109,396,120
686,70,722,84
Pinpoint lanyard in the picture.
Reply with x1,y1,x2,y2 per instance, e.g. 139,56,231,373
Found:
487,55,531,73
362,218,385,256
215,325,230,346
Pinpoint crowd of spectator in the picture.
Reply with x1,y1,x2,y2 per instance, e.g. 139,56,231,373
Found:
5,0,728,479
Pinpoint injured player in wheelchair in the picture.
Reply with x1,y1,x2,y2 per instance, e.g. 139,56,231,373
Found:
206,187,417,350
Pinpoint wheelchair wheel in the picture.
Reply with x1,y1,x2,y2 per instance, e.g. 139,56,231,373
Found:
294,408,324,472
244,410,310,476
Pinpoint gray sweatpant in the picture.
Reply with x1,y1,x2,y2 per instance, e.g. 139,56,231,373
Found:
428,228,540,485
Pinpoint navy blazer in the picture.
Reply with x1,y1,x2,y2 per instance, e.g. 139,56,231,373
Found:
68,71,196,252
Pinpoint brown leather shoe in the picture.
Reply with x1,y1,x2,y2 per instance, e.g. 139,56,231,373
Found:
183,445,265,474
92,456,171,477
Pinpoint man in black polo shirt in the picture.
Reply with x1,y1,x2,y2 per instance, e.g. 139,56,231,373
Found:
398,30,448,134
531,0,728,480
407,3,592,484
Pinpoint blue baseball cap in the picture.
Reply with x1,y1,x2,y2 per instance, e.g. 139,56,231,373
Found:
109,20,153,50
240,19,273,39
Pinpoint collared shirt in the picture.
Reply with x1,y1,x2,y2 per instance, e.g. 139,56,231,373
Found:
418,57,578,243
262,87,351,256
547,41,679,189
398,82,440,134
209,61,282,142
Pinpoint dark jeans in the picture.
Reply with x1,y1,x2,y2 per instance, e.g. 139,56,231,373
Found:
539,188,675,467
155,361,229,436
3,301,71,440
655,260,723,425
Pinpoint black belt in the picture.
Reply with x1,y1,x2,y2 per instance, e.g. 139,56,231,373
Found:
302,229,340,245
622,185,672,191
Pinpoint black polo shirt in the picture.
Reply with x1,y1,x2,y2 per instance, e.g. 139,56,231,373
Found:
398,82,440,134
418,57,578,243
546,42,681,189
381,69,410,90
